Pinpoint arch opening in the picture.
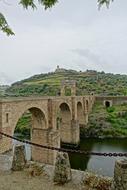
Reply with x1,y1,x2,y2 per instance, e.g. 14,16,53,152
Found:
14,107,46,139
56,103,71,143
14,107,47,161
77,102,85,127
65,87,71,96
14,110,32,139
86,100,89,112
105,101,111,108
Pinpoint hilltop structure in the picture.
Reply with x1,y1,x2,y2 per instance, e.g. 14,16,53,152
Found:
55,65,67,73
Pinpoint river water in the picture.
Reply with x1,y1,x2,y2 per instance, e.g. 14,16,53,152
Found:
68,138,127,177
13,137,127,177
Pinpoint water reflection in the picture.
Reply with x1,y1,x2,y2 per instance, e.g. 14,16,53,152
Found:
68,138,127,177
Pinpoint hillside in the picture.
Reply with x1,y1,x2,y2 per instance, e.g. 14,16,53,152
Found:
4,68,127,138
4,68,127,97
0,85,9,96
81,102,127,138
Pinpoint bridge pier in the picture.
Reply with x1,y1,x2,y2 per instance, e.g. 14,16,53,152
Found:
32,128,60,165
60,119,80,145
71,119,80,144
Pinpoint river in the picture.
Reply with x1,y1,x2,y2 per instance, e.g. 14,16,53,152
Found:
68,138,127,177
13,137,127,177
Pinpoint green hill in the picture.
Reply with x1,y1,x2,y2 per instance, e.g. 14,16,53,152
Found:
5,68,127,138
5,69,127,97
0,85,9,96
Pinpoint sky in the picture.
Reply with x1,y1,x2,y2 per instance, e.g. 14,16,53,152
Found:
0,0,127,85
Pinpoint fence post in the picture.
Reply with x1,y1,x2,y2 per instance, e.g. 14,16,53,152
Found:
113,159,127,190
12,144,26,171
53,152,72,184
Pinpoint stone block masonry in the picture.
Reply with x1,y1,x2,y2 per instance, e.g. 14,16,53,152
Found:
0,95,94,165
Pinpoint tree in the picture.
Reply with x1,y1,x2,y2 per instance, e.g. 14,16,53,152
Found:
0,0,114,36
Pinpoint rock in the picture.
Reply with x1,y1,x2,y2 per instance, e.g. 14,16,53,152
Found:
27,162,44,177
0,154,13,173
12,145,26,171
53,152,72,184
112,159,127,190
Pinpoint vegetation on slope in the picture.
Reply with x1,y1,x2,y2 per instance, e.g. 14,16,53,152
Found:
81,103,127,138
4,69,127,97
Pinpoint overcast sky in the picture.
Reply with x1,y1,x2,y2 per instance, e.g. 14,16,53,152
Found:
0,0,127,85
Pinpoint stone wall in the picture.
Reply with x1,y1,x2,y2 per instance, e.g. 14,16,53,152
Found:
96,96,127,106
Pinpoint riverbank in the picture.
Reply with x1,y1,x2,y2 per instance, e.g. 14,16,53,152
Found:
0,170,78,190
0,163,112,190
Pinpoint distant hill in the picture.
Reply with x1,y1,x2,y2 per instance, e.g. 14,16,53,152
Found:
0,85,9,96
5,68,127,97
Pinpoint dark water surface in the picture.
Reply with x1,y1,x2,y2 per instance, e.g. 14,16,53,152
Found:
68,138,127,177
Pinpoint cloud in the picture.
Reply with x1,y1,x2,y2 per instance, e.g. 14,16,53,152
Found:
70,48,110,72
71,48,104,65
1,0,127,84
0,72,13,85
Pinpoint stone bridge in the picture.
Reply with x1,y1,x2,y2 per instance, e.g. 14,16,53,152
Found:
0,95,95,165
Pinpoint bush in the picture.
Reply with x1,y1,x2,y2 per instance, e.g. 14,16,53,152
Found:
106,107,115,113
83,172,112,190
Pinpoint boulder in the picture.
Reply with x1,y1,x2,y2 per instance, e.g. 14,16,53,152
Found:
53,152,72,184
12,145,26,171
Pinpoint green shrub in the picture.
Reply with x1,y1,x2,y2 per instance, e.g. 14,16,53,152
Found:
106,107,115,113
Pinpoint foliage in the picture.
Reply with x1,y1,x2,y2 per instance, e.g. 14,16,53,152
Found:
5,69,127,97
82,102,127,138
19,0,58,9
0,13,14,36
83,172,112,190
14,112,31,138
98,0,114,8
0,0,58,36
0,0,114,36
106,106,115,113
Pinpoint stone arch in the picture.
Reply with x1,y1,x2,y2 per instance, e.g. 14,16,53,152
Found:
60,80,76,96
13,107,48,162
56,101,72,121
57,102,72,143
104,100,112,108
77,102,85,127
13,107,47,135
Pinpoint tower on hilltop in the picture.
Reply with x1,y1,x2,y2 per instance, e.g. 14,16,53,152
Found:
55,65,66,73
